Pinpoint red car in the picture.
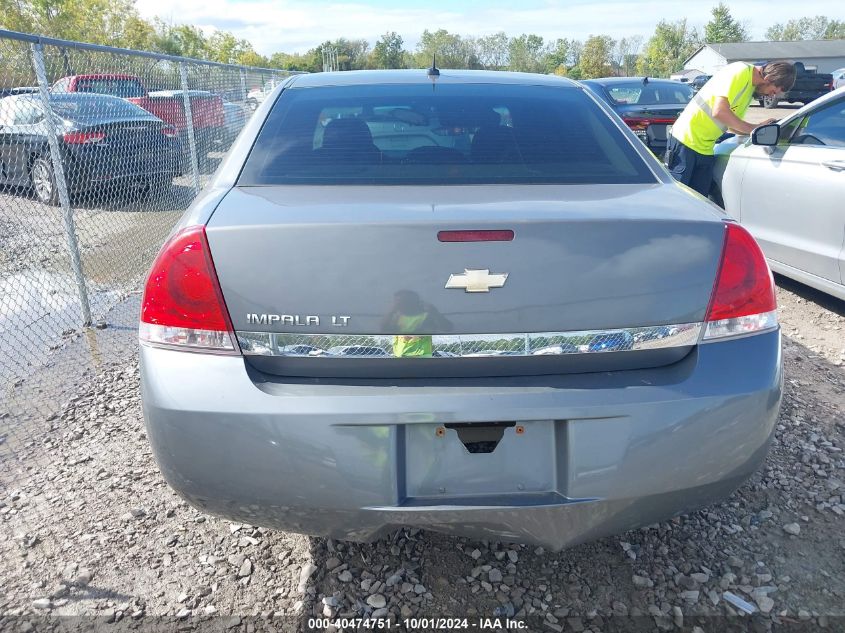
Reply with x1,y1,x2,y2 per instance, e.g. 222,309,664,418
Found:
51,74,225,162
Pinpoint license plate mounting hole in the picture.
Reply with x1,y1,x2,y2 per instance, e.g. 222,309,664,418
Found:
444,422,515,454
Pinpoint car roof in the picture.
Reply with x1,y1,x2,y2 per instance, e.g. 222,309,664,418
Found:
16,92,129,103
288,69,580,89
64,74,139,80
11,92,126,103
148,90,213,97
582,77,687,86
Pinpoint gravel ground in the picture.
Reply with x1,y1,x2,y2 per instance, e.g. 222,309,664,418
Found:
1,279,843,632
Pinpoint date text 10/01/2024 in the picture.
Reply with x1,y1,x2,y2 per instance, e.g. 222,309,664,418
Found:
306,618,528,630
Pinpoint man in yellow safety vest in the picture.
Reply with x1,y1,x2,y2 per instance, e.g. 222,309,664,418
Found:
665,60,796,196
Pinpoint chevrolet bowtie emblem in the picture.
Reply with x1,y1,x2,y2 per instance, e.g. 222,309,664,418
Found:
445,269,508,293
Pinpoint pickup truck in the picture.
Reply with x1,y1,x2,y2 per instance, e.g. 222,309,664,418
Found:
51,74,226,163
759,61,833,108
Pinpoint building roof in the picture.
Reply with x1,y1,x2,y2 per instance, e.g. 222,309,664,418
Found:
685,40,845,65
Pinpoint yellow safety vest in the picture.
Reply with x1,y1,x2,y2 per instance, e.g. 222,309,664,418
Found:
393,313,432,357
671,62,755,155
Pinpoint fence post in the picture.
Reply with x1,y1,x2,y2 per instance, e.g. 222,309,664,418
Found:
240,68,247,103
31,42,92,327
178,62,202,194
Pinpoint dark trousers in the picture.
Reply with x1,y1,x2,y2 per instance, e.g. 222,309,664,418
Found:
664,136,715,196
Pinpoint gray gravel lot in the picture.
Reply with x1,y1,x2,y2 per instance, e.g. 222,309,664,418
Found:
1,279,843,631
745,103,803,125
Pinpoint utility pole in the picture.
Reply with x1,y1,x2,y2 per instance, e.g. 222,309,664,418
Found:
322,46,338,72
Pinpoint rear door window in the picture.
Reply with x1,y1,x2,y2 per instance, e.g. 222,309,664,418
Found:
239,83,656,185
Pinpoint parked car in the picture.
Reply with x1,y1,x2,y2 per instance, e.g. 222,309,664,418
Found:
463,349,510,357
51,75,226,160
140,69,782,550
580,77,693,155
246,79,281,112
633,325,676,343
585,331,635,352
832,68,845,91
0,86,39,99
532,342,579,355
278,344,323,356
0,93,182,204
326,345,389,357
758,61,833,108
690,75,711,94
222,101,248,147
713,86,845,301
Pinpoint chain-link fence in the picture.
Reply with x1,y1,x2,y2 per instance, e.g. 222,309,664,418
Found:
0,29,296,510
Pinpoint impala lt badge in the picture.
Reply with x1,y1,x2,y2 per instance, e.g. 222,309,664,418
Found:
445,269,508,293
246,314,350,326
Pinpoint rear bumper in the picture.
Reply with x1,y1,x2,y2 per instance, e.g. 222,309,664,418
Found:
140,329,782,550
64,149,182,191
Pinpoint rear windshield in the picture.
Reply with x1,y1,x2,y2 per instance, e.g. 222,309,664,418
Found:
49,95,154,121
605,82,693,106
238,83,655,185
74,78,145,98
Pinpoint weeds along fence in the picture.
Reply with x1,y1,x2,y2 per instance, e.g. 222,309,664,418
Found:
0,29,298,505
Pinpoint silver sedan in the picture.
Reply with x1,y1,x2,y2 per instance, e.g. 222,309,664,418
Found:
713,87,845,300
140,70,782,550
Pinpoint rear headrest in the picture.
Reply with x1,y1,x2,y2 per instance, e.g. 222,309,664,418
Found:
322,118,374,149
471,125,520,163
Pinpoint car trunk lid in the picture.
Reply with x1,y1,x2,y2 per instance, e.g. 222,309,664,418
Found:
206,183,725,376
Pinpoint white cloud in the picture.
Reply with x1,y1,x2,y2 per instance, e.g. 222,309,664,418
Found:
136,0,845,56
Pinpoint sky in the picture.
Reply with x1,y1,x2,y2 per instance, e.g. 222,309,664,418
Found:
134,0,845,56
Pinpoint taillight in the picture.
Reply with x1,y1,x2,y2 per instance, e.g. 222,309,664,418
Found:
139,226,238,354
622,116,649,131
162,125,178,138
438,230,514,242
63,131,105,145
703,223,778,341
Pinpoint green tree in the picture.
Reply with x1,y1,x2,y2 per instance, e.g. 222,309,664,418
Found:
371,31,404,69
269,51,312,71
569,40,584,68
704,2,749,43
766,16,845,40
565,65,583,80
543,38,571,75
122,15,156,50
414,29,479,68
613,35,643,76
477,31,509,69
507,34,546,73
170,24,208,59
207,31,254,64
236,50,268,67
1,0,146,46
580,34,615,78
637,19,700,77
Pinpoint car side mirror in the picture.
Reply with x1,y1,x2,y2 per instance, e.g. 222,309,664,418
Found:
752,124,779,146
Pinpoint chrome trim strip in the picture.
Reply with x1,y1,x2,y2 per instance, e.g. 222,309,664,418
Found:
236,323,703,358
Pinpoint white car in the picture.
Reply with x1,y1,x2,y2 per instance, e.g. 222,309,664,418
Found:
713,87,845,300
246,79,281,111
832,68,845,91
